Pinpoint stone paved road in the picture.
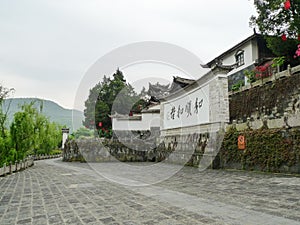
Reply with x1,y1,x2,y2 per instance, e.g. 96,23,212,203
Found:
0,158,300,225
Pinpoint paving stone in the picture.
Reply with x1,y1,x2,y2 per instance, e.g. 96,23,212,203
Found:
16,218,32,224
99,216,116,224
1,159,300,225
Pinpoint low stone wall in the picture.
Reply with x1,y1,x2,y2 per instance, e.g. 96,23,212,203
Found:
158,132,220,168
229,112,300,131
62,132,219,168
62,138,160,163
62,127,300,174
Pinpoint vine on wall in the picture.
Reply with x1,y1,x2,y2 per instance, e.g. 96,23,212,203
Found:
219,127,300,173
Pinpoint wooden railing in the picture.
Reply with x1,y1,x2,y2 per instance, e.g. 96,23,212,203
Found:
0,154,61,177
0,157,34,177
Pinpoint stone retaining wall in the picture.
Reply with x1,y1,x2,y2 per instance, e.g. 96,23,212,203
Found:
62,132,221,168
62,138,158,163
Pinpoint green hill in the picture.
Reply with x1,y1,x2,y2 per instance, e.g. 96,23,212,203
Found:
3,98,84,133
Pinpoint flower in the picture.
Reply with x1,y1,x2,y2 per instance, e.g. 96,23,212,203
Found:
294,44,300,58
284,0,291,10
281,34,287,41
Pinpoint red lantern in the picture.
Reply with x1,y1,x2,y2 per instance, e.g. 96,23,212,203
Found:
281,34,287,41
284,0,291,10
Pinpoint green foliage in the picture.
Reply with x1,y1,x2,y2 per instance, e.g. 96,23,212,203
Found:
231,80,244,92
0,85,15,165
98,128,112,138
250,0,300,38
131,98,148,113
83,69,140,137
0,86,63,165
250,0,300,65
266,36,299,66
0,86,14,138
35,148,61,155
272,56,286,68
0,132,16,165
49,149,62,155
220,127,300,172
10,101,62,160
244,70,256,83
10,105,35,159
69,127,94,139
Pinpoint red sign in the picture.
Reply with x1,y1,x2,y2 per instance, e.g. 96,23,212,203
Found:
238,135,246,150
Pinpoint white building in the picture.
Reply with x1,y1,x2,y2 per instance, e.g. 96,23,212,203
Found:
205,33,275,89
111,104,160,132
111,33,275,136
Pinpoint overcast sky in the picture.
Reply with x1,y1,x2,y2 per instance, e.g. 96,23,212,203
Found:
0,0,257,110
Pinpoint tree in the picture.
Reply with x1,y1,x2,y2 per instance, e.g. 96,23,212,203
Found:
69,127,94,139
10,103,36,159
83,69,140,136
250,0,300,65
38,121,62,154
10,102,62,159
0,85,14,138
0,85,15,165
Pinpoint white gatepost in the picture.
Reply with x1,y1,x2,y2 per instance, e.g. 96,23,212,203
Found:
61,128,70,149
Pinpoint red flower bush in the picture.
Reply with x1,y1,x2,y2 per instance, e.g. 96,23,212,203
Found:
255,63,273,79
284,0,291,10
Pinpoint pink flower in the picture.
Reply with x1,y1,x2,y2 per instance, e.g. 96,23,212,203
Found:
294,44,300,58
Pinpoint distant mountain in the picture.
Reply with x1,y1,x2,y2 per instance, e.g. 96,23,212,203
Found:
2,98,84,132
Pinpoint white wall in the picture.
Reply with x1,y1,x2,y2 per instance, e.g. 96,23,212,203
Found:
143,113,160,128
112,113,160,131
161,84,210,130
222,41,253,65
221,41,256,77
160,73,229,137
62,133,69,149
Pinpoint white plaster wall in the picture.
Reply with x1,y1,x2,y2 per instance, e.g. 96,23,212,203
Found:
222,41,253,65
142,113,160,128
62,133,69,149
221,41,256,77
161,74,229,135
112,113,160,131
251,40,259,62
162,85,210,130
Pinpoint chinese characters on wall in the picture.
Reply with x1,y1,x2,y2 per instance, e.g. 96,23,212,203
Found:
163,85,210,130
169,98,204,120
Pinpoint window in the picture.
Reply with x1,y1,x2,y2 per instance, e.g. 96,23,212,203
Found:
235,50,244,67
